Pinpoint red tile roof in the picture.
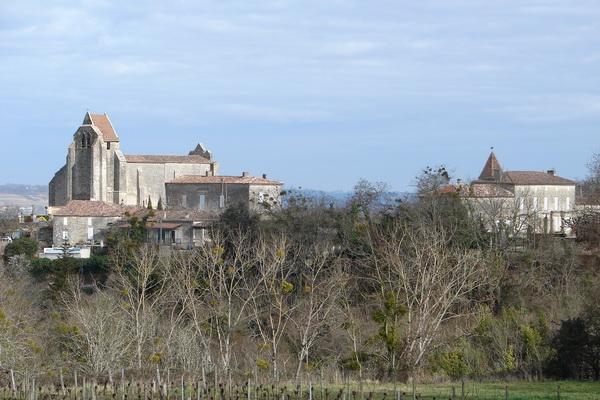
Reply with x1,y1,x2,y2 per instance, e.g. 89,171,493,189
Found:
136,209,219,221
476,152,575,186
147,222,182,230
53,200,126,217
479,151,503,180
502,171,575,186
125,155,212,164
83,112,119,142
434,184,463,195
167,175,282,186
469,183,514,197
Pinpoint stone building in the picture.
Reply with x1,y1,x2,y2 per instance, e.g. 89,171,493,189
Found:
50,200,128,246
49,112,218,210
467,152,576,234
141,209,218,248
165,173,282,213
47,113,283,247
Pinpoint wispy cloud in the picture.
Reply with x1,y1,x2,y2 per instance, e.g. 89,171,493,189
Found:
323,40,379,56
215,103,332,123
485,94,600,122
1,0,600,189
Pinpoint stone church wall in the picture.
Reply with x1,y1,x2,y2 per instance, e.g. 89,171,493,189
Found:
49,165,68,207
125,162,214,207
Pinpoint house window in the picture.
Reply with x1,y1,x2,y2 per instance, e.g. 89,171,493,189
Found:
63,217,68,226
199,194,206,210
62,230,69,240
533,197,538,210
543,197,548,211
553,216,561,232
87,217,92,226
518,197,524,212
182,194,187,208
554,197,559,210
194,228,207,241
219,194,225,208
87,227,94,240
566,197,570,210
258,192,265,204
107,142,111,150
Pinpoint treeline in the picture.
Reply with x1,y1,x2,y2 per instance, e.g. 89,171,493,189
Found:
1,178,600,389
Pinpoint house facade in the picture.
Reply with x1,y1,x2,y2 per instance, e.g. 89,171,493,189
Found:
165,173,282,213
467,152,576,235
50,200,128,246
142,209,218,249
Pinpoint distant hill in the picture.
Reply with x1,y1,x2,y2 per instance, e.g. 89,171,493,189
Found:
284,188,411,208
0,184,48,211
0,184,47,196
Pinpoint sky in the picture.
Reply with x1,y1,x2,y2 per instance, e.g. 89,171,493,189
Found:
1,0,600,192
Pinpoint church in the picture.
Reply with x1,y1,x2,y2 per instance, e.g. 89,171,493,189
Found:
49,112,219,210
47,112,282,247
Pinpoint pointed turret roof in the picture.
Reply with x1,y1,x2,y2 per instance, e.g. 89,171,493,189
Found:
478,151,503,180
82,112,119,142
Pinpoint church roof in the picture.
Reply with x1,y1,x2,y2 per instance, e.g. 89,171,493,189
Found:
83,112,119,142
167,174,282,186
478,151,503,180
125,154,213,164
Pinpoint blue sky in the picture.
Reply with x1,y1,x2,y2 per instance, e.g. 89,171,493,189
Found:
1,0,600,191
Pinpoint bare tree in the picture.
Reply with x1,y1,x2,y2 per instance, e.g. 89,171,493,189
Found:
350,179,391,225
339,289,375,398
193,229,261,390
287,243,347,382
467,187,543,249
248,233,297,382
0,256,44,376
61,281,131,377
372,220,500,376
111,244,166,372
165,249,214,382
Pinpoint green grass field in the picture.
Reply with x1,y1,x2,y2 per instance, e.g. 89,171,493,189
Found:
2,380,598,400
329,381,600,400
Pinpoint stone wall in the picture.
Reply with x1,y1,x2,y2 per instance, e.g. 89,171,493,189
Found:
113,150,127,204
166,182,248,211
52,215,120,246
49,165,68,206
126,162,214,207
165,182,281,213
514,184,576,233
248,184,282,212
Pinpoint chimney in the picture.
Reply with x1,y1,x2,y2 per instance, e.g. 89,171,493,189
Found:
242,171,249,177
262,174,267,179
547,169,555,176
